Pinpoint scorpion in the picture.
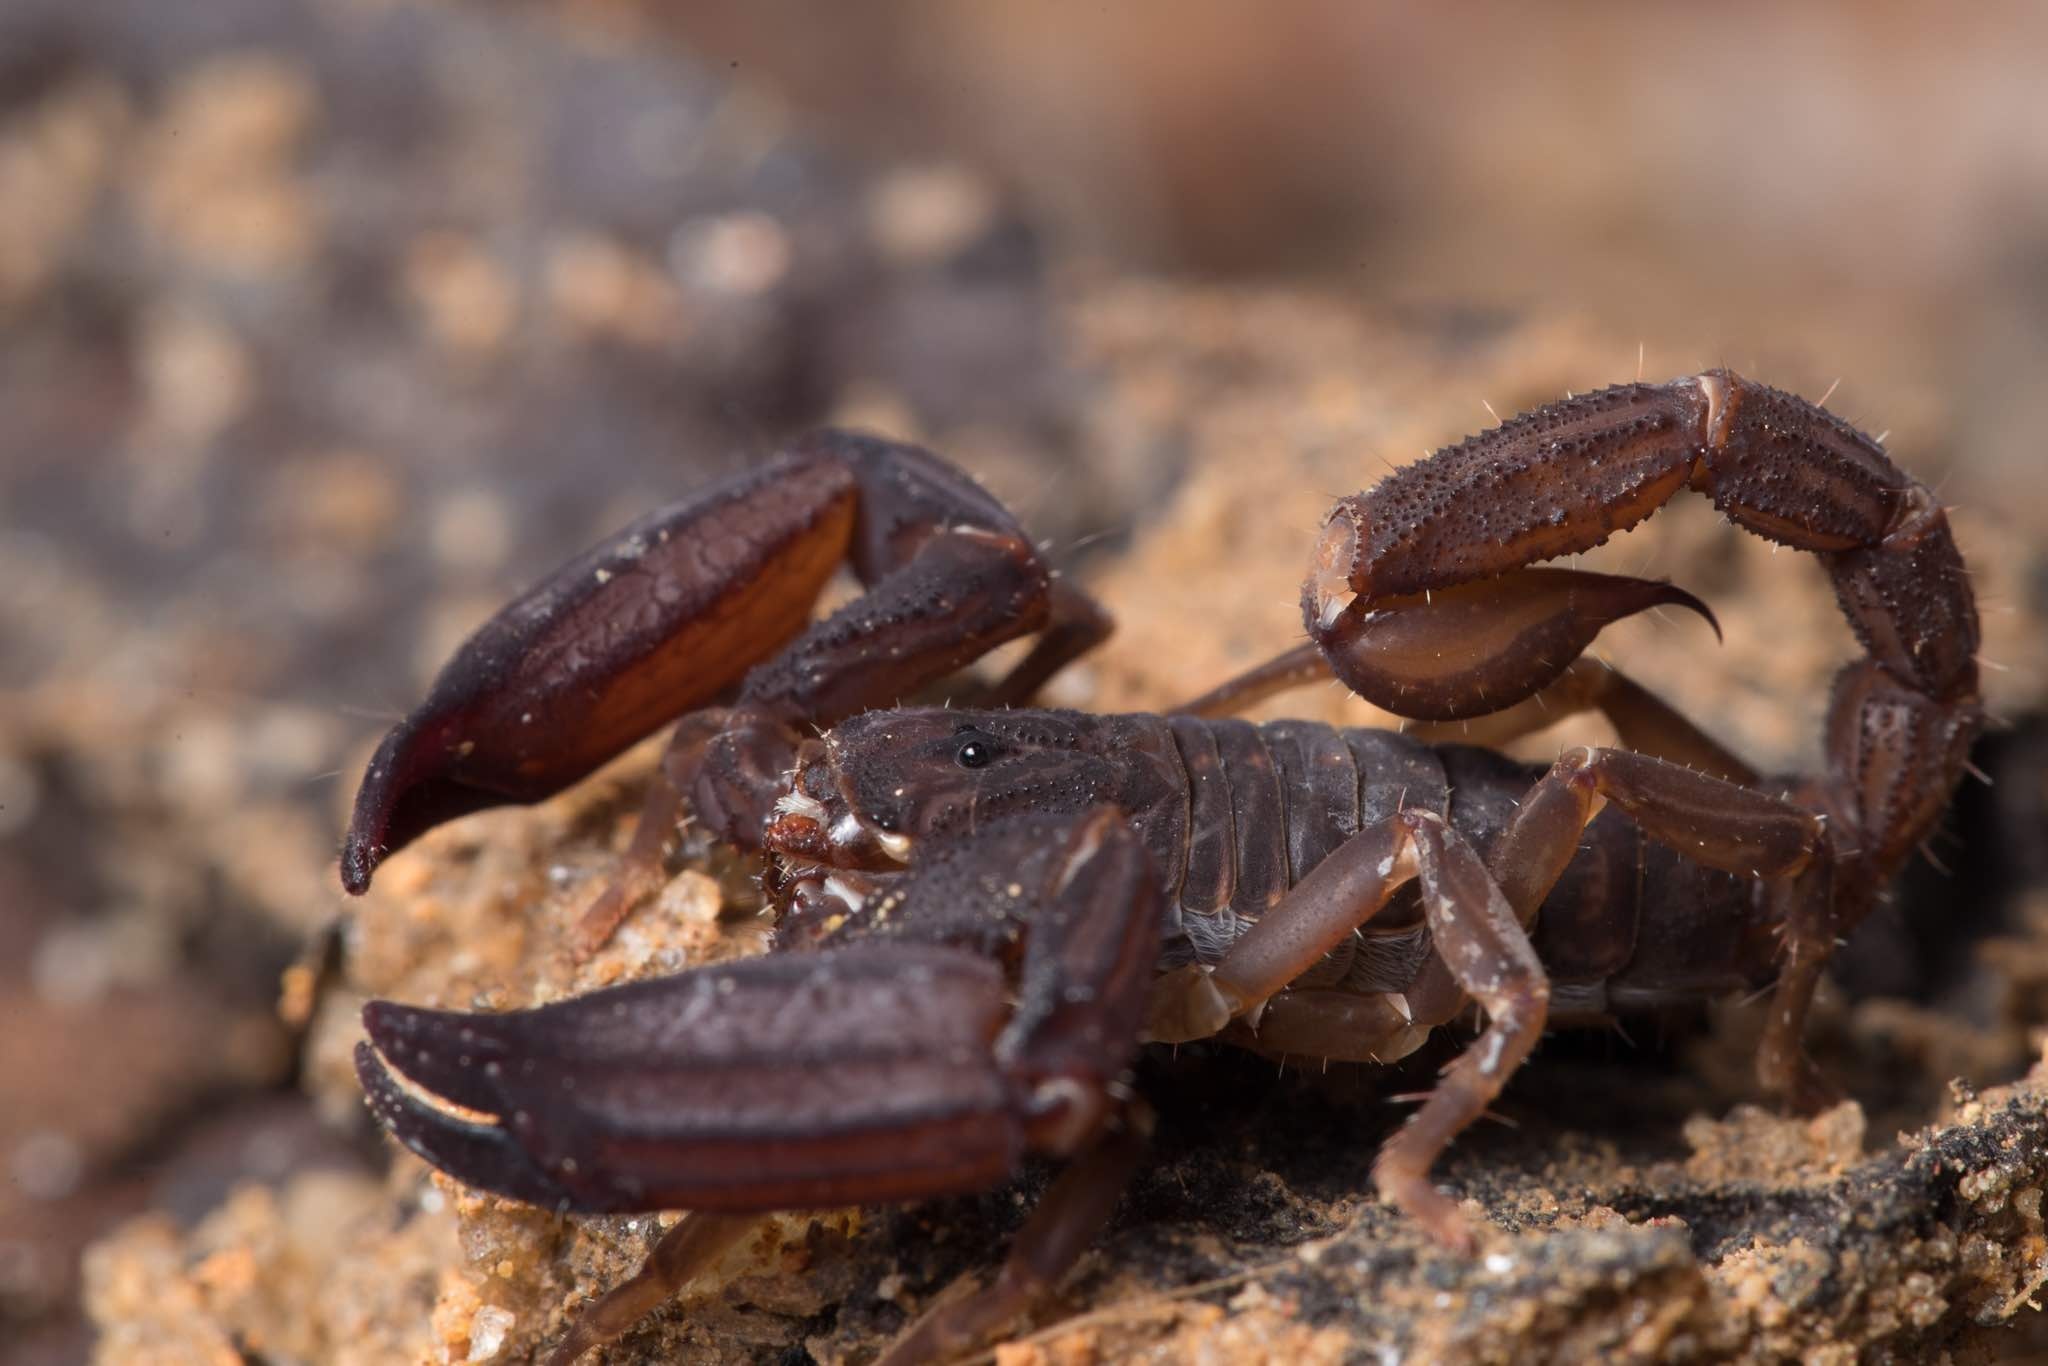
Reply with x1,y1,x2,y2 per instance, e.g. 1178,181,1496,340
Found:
344,371,1980,1363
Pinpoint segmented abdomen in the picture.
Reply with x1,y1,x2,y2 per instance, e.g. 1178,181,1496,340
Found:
1147,715,1446,984
1145,716,1769,1009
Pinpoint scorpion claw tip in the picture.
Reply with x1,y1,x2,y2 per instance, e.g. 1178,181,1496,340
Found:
353,1037,577,1211
339,837,377,894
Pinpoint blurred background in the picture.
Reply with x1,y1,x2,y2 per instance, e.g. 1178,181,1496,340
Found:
5,2,2047,1361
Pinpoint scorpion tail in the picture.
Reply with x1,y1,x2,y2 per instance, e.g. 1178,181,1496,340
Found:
1307,369,1981,894
1307,370,1983,1111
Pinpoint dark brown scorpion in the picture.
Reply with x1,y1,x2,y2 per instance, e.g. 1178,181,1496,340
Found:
343,371,1981,1363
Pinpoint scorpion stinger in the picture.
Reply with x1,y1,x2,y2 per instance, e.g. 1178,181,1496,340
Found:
1305,370,1980,1108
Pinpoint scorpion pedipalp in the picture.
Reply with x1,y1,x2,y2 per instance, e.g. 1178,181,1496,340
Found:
359,807,1165,1362
358,947,1030,1214
342,430,1111,952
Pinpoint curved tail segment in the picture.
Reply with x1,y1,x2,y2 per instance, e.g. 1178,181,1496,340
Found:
1307,370,1981,1108
1306,370,1979,882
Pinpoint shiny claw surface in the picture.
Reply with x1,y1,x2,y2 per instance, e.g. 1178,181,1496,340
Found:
357,946,1035,1213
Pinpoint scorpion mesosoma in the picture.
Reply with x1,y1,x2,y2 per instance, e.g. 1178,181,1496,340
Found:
345,371,1980,1363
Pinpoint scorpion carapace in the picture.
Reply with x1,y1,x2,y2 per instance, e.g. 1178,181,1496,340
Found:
346,371,1980,1363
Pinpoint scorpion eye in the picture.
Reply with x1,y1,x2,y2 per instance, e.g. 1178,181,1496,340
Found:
954,735,996,770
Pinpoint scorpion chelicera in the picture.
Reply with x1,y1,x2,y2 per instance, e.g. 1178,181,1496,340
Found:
344,371,1980,1363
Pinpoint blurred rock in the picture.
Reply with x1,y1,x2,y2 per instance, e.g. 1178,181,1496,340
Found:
0,0,1083,1356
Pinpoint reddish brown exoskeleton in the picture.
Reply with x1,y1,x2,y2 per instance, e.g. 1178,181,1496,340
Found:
346,373,1979,1363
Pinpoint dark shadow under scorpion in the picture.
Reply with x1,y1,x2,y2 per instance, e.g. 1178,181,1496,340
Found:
343,371,1980,1362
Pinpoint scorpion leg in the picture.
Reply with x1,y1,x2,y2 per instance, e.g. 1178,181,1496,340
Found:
1371,812,1551,1251
1180,650,1755,785
1145,820,1420,1044
1172,640,1332,718
357,808,1165,1363
1483,746,1820,925
1156,744,1828,1246
342,430,1109,909
541,1212,758,1366
1400,658,1756,785
569,709,728,952
877,1101,1153,1366
1755,861,1840,1112
1143,807,1551,1249
1448,744,1835,1108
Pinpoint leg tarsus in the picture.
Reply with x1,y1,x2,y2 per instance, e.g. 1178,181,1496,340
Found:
546,1212,759,1365
878,1101,1152,1366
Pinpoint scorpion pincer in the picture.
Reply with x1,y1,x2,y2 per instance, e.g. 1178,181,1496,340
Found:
344,373,1979,1362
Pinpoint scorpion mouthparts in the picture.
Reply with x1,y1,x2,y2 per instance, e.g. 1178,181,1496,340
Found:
764,812,831,861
